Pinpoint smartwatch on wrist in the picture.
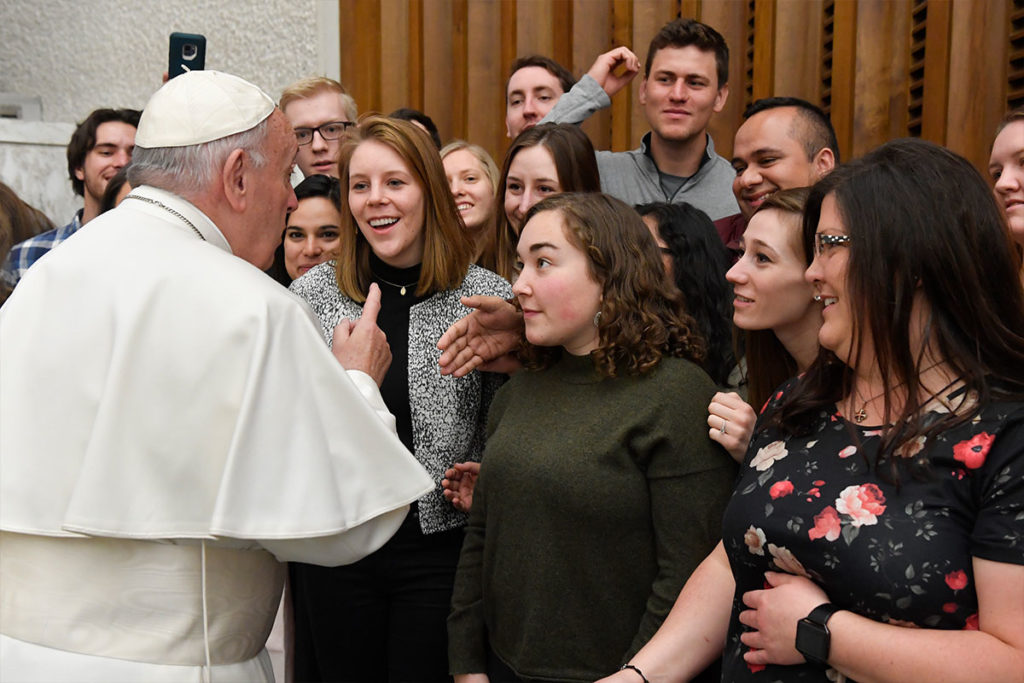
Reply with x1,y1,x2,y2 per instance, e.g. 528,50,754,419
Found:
795,603,841,665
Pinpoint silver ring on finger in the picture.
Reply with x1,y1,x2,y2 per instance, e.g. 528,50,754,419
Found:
721,418,728,436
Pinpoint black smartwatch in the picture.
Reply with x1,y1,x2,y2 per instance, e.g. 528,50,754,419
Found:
795,603,841,665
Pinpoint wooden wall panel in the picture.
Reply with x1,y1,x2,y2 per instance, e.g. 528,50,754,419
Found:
336,0,1020,175
919,0,952,143
573,0,613,152
609,0,634,152
422,0,455,141
829,0,857,159
944,0,1008,170
464,1,504,155
630,0,679,147
517,0,555,57
773,0,824,102
751,0,776,102
378,0,410,113
339,0,382,114
702,0,751,161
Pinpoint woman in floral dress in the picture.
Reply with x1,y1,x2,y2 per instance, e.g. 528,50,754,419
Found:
601,139,1024,682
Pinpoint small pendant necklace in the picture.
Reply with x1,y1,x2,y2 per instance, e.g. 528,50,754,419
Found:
850,362,947,424
372,272,417,296
124,194,206,241
852,388,881,424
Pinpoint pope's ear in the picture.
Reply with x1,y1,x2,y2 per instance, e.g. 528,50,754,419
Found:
221,148,248,212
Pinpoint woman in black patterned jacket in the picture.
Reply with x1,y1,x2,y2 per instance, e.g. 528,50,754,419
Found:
288,115,512,683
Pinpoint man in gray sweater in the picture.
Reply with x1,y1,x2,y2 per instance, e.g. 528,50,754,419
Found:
542,18,739,221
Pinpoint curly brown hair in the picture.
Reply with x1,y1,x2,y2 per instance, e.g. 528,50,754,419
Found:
517,193,706,377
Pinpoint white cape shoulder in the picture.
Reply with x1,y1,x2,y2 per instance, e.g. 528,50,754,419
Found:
0,204,432,542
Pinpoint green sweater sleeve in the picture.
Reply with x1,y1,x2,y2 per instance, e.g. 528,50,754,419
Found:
447,381,512,674
625,360,738,658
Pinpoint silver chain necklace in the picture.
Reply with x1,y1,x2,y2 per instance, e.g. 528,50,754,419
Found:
125,194,206,241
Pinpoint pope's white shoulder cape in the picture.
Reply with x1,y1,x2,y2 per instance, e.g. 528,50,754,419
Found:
0,187,433,560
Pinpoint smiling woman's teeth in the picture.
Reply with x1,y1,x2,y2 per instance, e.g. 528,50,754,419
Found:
823,296,838,306
457,203,472,212
735,295,753,303
369,218,399,228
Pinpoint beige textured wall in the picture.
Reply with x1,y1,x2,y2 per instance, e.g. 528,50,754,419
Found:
0,0,320,122
0,0,325,224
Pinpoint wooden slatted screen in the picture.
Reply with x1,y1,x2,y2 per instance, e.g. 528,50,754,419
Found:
907,1,927,137
1010,0,1024,110
821,0,835,119
336,0,1017,173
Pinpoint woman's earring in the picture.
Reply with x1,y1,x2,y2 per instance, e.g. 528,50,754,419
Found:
593,311,602,327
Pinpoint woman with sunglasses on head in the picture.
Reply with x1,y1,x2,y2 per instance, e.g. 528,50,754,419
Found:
449,192,736,683
600,138,1024,683
288,116,512,683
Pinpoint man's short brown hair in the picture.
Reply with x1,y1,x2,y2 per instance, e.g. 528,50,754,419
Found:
506,56,576,97
644,18,729,89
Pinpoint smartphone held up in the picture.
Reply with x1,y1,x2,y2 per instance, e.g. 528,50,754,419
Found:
168,33,206,79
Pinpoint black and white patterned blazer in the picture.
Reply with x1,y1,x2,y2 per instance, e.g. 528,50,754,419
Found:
290,262,513,534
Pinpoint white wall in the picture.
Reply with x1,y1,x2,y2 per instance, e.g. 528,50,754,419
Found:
0,0,335,224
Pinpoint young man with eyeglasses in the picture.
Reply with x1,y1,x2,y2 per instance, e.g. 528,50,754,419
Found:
280,77,358,178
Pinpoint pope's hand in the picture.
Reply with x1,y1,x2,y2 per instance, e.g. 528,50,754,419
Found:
332,283,392,386
437,296,523,377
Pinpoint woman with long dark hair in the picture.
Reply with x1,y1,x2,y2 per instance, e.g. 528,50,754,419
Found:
600,139,1024,683
636,201,737,388
702,189,821,462
480,123,601,280
266,174,343,286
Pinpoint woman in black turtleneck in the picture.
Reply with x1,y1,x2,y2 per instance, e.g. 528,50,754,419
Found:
288,116,511,683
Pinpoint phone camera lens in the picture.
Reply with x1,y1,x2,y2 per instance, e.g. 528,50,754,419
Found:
183,44,197,59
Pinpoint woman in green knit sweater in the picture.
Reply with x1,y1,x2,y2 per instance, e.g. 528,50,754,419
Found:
447,193,738,683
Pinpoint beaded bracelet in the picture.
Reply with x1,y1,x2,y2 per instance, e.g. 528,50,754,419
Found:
620,663,650,683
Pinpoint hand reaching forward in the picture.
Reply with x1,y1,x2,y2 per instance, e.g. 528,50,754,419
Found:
441,461,481,513
332,283,392,386
437,296,524,377
586,46,641,98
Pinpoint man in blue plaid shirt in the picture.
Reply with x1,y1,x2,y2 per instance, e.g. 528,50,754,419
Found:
2,108,139,288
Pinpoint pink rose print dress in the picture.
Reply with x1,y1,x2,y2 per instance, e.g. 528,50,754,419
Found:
720,379,1024,681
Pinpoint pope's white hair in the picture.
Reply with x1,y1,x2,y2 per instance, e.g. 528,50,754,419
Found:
128,117,270,198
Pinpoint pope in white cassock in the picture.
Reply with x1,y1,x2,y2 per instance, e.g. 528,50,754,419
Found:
0,71,434,682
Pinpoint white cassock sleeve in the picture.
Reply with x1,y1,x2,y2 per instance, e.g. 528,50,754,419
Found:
0,204,433,566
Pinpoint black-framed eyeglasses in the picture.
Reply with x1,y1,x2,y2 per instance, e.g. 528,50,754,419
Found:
294,121,354,145
659,247,673,255
813,233,852,256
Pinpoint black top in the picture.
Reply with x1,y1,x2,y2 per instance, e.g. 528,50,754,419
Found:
369,252,427,452
721,378,1024,681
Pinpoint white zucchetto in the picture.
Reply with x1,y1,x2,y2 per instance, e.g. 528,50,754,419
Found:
135,70,275,148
